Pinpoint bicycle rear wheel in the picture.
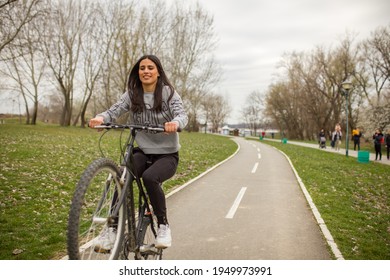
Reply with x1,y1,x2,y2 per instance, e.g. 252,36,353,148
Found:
67,158,126,260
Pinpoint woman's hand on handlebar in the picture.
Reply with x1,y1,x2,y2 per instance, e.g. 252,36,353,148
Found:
164,121,179,133
89,116,104,128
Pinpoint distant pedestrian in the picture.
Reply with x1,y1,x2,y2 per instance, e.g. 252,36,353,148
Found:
384,129,390,160
372,129,384,161
352,127,362,151
318,129,326,149
331,124,342,151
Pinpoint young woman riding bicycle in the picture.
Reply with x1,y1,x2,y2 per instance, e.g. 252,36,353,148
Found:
89,55,188,251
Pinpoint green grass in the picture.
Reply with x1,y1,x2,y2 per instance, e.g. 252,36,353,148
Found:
260,140,390,260
0,123,237,260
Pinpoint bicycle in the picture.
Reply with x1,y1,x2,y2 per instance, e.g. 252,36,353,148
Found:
67,123,167,260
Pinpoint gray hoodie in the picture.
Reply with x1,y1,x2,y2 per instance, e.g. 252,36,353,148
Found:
97,86,188,154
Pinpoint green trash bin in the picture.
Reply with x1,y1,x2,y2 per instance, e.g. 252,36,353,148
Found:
260,136,263,140
357,150,370,163
282,138,288,144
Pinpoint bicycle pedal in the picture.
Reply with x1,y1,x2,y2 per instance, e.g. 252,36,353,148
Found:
94,247,111,254
139,244,157,253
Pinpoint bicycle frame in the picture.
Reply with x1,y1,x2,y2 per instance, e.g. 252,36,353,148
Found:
96,124,163,259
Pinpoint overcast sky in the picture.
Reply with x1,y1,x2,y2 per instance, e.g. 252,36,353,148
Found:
179,0,390,124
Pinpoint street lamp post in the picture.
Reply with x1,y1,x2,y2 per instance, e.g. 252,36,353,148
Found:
341,80,353,157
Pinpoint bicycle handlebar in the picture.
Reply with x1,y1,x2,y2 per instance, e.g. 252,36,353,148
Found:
94,123,181,132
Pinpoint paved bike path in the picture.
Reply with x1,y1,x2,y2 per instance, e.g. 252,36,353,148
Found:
263,137,390,165
163,137,331,260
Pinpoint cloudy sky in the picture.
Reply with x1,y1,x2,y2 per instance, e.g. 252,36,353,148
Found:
179,0,390,124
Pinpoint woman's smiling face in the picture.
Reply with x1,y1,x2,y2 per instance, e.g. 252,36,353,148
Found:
139,58,160,91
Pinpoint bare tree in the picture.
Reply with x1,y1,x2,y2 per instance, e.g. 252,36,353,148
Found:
265,34,363,140
0,0,41,53
352,25,390,133
202,93,230,133
356,25,390,107
241,90,264,136
138,0,172,55
0,0,46,124
166,2,220,131
0,22,46,124
92,0,144,113
39,0,86,126
312,36,362,137
265,81,306,139
73,1,113,127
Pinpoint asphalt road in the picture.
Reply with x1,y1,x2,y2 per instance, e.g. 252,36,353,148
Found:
163,137,331,260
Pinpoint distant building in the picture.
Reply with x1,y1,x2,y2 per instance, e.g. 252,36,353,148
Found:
222,125,230,135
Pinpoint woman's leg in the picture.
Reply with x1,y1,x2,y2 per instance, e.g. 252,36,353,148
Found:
141,154,179,225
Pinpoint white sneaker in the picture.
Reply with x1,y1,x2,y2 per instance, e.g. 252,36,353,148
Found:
93,227,116,253
155,224,172,248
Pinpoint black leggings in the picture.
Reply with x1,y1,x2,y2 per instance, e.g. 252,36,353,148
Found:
133,150,179,224
374,144,382,160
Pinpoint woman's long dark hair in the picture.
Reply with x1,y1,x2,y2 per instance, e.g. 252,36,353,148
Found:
127,55,174,113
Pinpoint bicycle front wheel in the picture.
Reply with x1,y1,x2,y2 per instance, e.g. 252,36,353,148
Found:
136,207,163,260
67,158,126,260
